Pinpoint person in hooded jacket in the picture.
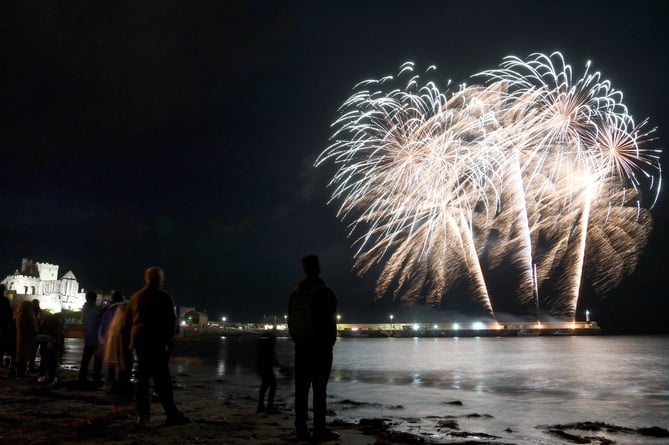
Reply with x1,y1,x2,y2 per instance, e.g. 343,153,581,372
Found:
287,255,339,443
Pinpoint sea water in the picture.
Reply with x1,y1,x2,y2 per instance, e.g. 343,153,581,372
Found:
64,335,669,444
326,336,669,443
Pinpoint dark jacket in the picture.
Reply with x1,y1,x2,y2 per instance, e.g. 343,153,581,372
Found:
15,300,38,362
81,303,103,346
127,283,177,350
257,331,278,370
36,312,65,344
288,277,337,348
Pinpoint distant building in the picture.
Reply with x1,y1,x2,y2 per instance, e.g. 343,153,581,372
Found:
1,258,87,312
179,307,208,327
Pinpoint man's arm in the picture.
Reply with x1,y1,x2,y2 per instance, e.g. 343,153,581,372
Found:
325,288,338,347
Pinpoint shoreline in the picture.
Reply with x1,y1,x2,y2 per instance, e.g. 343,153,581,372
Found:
2,363,668,444
0,366,386,445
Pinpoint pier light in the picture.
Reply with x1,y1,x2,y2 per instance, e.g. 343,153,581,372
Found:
412,324,419,331
389,314,394,329
453,323,460,330
433,324,438,330
585,310,590,322
471,321,485,330
284,314,287,324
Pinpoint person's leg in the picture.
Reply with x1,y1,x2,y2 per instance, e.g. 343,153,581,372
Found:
38,342,47,377
134,350,151,423
45,345,58,383
7,332,16,376
0,329,5,367
78,345,94,382
119,349,134,397
267,371,277,410
58,337,65,364
92,344,103,385
294,343,311,436
312,348,333,435
16,361,27,377
8,351,16,376
151,349,179,417
106,363,117,392
257,371,268,412
28,342,39,373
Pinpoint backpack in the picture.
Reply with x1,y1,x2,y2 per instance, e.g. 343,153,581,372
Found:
289,286,321,341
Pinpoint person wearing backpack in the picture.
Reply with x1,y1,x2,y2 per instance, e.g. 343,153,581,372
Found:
287,254,339,443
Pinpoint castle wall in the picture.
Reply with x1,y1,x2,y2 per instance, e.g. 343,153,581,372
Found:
2,259,86,312
36,262,59,281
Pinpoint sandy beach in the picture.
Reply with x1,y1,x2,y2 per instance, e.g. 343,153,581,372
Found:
2,335,669,445
0,364,433,445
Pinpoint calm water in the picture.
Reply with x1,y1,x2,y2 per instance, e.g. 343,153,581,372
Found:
65,335,669,444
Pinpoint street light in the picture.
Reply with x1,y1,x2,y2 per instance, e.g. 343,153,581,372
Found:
585,310,590,322
389,314,394,330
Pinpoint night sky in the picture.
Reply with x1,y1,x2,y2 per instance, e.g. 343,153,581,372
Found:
2,1,668,333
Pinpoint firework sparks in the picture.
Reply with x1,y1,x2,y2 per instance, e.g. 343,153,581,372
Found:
317,53,661,319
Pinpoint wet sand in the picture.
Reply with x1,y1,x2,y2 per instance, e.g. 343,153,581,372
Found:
0,365,427,445
1,362,668,444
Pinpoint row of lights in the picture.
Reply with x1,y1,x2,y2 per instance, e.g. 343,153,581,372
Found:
214,309,591,329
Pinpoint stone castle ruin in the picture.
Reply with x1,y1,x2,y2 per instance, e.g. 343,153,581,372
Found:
1,258,86,312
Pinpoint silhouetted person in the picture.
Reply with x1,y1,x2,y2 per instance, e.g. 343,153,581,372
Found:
28,299,42,373
256,330,279,414
0,285,12,369
78,291,103,387
98,291,123,389
36,312,65,385
288,255,339,442
128,266,189,427
15,300,38,377
102,291,133,411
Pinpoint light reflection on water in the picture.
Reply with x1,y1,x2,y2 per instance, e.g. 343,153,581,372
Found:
327,336,669,444
65,335,669,400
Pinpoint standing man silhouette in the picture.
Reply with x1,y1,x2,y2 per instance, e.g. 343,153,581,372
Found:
78,292,103,387
288,255,339,442
128,266,189,427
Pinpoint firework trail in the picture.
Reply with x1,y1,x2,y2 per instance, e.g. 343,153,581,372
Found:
317,53,661,319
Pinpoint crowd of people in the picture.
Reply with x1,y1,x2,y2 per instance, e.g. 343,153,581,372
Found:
0,289,65,384
0,267,189,428
0,256,340,443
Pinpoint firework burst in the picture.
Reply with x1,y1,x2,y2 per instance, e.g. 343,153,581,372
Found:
317,53,661,320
